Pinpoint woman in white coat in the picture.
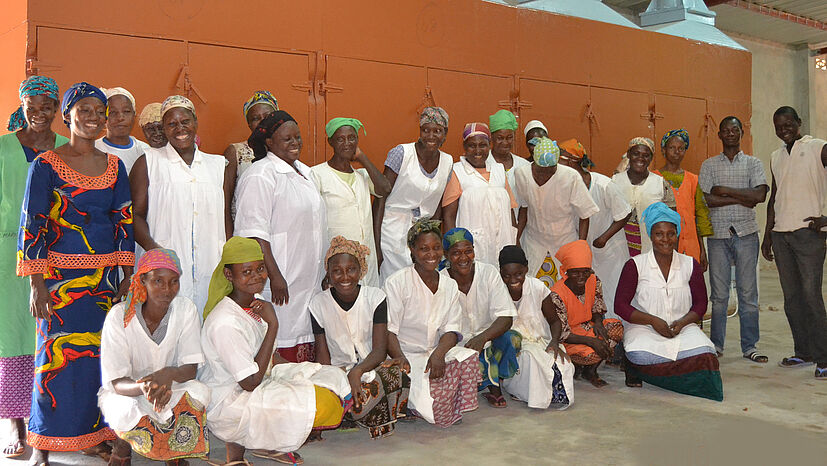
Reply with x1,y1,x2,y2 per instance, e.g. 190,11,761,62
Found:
310,117,391,287
234,111,326,363
374,107,453,281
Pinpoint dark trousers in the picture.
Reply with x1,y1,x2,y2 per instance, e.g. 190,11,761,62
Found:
771,229,827,365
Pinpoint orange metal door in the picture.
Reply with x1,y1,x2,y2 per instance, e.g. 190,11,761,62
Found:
518,78,591,160
588,87,652,176
323,56,427,167
654,94,708,173
186,44,314,158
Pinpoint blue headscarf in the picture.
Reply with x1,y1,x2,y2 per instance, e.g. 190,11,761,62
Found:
661,129,690,150
641,202,681,238
7,76,60,131
442,227,474,251
61,82,107,127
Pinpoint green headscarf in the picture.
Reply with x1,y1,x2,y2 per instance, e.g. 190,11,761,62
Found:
325,117,366,138
203,237,265,319
489,109,518,133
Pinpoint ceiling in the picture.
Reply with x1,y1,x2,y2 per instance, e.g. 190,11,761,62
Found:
602,1,827,47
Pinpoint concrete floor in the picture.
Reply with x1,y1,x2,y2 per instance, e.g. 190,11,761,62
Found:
3,266,826,466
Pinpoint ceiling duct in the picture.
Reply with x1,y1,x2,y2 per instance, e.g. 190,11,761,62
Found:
638,0,747,50
488,0,640,29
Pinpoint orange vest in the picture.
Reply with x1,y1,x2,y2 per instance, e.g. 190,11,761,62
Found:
553,275,598,358
656,170,701,262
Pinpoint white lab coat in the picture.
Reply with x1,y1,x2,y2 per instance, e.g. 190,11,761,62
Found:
440,261,516,341
487,152,530,220
611,170,666,254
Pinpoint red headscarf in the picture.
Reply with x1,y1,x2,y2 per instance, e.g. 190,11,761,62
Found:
123,249,182,327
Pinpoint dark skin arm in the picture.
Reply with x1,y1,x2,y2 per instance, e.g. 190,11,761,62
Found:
222,144,239,209
516,206,528,246
355,148,392,197
540,295,569,362
706,185,768,208
238,299,279,392
464,317,512,353
222,155,234,240
593,212,633,248
425,332,458,380
314,333,332,365
761,176,778,261
348,323,389,408
129,155,161,250
383,332,410,373
253,237,289,305
442,199,458,233
111,364,197,412
372,166,398,268
668,311,701,335
578,217,590,241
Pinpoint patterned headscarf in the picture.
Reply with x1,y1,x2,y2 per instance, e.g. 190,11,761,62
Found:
462,122,490,141
406,217,442,249
661,128,690,150
442,228,474,251
243,90,279,117
420,106,449,128
559,138,595,169
204,237,265,319
102,87,136,112
489,109,518,133
325,236,371,280
161,95,196,119
139,102,163,126
554,240,592,276
533,137,560,167
123,249,182,327
61,82,107,127
325,117,365,138
641,202,681,238
8,76,60,131
628,136,655,154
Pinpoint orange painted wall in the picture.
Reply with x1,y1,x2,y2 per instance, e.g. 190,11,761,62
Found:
0,1,29,128
6,0,751,175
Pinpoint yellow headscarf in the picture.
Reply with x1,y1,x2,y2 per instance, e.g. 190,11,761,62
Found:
203,237,264,319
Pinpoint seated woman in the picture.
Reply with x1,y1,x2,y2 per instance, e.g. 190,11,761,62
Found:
309,236,409,439
551,240,624,388
500,246,574,410
199,237,352,465
440,228,519,408
383,218,480,427
615,203,723,401
99,248,210,466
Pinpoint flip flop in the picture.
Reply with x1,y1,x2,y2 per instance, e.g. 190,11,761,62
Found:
250,450,304,465
743,351,768,363
482,392,507,408
205,460,254,466
2,438,25,458
816,367,827,381
778,356,814,368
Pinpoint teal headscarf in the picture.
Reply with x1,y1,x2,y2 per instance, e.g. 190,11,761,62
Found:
661,129,690,150
326,117,365,138
641,202,681,238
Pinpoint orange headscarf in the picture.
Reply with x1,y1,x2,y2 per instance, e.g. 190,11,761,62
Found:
552,240,596,327
558,139,586,158
554,240,592,277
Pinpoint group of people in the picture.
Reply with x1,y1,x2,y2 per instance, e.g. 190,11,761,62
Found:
0,75,825,466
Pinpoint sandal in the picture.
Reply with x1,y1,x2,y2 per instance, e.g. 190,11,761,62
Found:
625,371,642,388
205,460,254,466
482,392,507,408
250,450,304,465
2,438,25,458
778,356,814,368
743,351,768,363
816,367,827,381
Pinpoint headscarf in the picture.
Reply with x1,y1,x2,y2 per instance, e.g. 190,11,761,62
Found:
533,137,560,167
420,106,449,128
641,202,681,238
102,87,136,111
661,128,690,150
324,236,371,280
462,122,490,141
61,82,107,127
160,95,196,119
325,117,365,138
559,138,595,169
406,217,442,249
489,109,518,133
523,119,547,137
123,249,182,327
554,240,593,276
628,136,655,154
139,102,163,126
247,110,297,158
442,228,474,251
498,245,528,267
243,90,279,117
203,237,265,319
8,76,59,131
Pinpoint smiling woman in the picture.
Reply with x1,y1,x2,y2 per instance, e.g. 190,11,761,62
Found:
94,87,150,173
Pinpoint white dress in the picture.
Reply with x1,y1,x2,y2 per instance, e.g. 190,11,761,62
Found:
623,251,714,362
451,158,516,266
487,152,530,220
310,162,380,286
144,143,226,313
384,266,477,423
514,163,599,278
587,172,632,318
308,286,386,379
379,143,452,281
611,170,666,254
198,297,350,451
95,136,149,174
502,277,575,409
234,153,327,348
98,297,210,432
440,261,516,341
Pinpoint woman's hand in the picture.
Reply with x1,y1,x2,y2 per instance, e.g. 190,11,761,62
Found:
29,275,53,321
546,340,570,363
347,370,364,410
250,299,278,327
269,271,289,306
593,321,610,342
588,337,612,360
592,235,608,249
668,315,695,335
464,335,487,354
381,357,410,373
649,316,675,339
425,352,447,380
138,368,175,412
113,273,132,303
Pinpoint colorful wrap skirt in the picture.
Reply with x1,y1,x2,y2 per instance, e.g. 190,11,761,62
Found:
347,365,410,439
479,330,522,390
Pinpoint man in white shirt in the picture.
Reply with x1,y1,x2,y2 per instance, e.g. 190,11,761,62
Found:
761,106,827,379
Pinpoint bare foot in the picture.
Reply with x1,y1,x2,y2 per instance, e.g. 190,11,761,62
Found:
3,418,26,458
29,448,49,466
81,442,112,462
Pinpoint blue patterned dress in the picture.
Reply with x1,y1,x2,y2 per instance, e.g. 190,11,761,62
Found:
17,151,134,451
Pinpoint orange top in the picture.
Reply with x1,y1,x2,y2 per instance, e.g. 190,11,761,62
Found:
655,170,701,261
551,274,597,327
